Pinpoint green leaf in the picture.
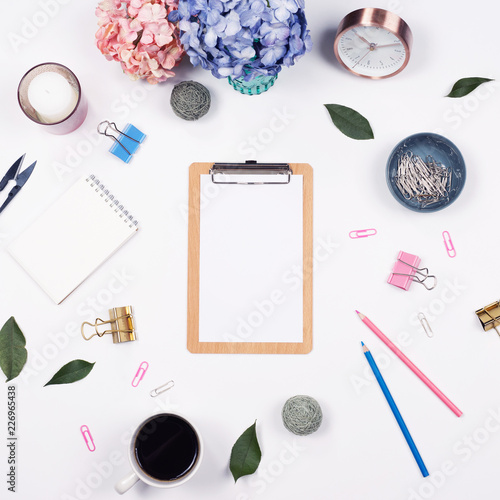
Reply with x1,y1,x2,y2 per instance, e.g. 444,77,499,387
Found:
44,360,95,386
0,317,27,382
446,77,493,98
229,421,262,482
324,104,374,140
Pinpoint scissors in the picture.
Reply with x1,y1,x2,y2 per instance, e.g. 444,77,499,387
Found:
0,154,37,214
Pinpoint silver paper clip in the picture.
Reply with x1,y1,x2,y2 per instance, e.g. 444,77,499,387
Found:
150,380,175,397
418,312,433,338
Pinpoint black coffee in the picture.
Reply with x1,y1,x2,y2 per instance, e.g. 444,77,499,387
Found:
134,414,199,481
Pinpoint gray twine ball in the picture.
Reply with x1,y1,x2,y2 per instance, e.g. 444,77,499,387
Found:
282,395,323,436
170,81,211,121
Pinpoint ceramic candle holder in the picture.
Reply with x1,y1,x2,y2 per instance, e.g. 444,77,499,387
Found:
17,62,88,135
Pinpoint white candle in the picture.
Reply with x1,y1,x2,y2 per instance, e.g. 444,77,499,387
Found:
27,72,78,124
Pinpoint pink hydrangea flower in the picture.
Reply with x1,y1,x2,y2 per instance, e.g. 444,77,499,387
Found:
127,0,144,17
95,0,184,84
154,20,174,46
137,3,167,23
157,44,182,69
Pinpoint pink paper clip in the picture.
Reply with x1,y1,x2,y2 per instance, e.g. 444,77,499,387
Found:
349,228,377,239
80,425,95,452
132,361,149,387
442,231,456,258
388,251,437,291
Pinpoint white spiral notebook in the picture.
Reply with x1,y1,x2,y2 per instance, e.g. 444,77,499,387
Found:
8,175,139,304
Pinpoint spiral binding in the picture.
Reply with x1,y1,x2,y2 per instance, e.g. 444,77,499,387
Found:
87,175,139,228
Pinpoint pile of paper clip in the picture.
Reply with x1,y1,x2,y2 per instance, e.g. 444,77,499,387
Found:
395,151,451,208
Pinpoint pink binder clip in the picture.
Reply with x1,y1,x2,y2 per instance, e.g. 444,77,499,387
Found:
442,231,456,258
80,425,96,452
349,228,377,239
388,251,437,291
132,361,149,387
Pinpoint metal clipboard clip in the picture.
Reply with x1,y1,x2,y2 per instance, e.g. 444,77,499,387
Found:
81,306,136,343
210,160,292,184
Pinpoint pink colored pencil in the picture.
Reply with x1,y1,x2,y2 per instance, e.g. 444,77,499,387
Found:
356,311,462,417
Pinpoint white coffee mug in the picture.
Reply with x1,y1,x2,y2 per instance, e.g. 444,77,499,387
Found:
115,413,203,494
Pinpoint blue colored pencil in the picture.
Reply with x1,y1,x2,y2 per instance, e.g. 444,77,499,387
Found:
361,342,429,478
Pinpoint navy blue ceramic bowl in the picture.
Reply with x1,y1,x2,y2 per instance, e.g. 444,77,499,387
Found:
386,133,466,213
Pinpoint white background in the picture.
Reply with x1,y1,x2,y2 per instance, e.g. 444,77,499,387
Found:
1,1,500,500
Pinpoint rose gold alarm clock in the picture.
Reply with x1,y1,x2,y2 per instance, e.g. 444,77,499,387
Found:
334,8,413,79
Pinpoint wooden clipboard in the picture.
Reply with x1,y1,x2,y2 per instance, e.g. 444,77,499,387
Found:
187,162,313,354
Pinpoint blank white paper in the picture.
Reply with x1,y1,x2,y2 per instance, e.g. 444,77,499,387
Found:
199,174,303,343
8,176,138,304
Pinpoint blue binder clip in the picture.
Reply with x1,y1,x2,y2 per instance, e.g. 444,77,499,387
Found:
97,121,146,164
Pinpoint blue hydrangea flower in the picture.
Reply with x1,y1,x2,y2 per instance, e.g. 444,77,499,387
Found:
269,0,299,22
239,0,267,29
169,0,312,79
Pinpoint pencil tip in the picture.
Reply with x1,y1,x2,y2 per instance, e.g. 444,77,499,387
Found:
361,341,364,346
362,343,369,353
356,310,365,319
355,310,359,314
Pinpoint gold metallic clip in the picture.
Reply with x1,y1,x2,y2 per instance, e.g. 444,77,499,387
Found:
475,301,500,337
81,306,136,343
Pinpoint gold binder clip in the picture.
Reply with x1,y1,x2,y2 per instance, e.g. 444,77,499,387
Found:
475,301,500,337
81,306,136,343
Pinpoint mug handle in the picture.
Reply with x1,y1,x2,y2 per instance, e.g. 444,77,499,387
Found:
115,470,139,495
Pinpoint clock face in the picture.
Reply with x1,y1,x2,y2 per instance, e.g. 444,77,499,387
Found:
336,26,407,78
